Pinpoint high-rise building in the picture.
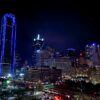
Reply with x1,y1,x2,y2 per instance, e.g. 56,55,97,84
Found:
41,46,55,67
79,52,86,66
0,13,16,75
66,48,77,58
53,56,72,76
66,48,77,67
85,43,100,66
32,34,44,67
15,53,21,69
0,34,1,56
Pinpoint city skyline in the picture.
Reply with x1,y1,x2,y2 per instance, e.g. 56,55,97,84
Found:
0,2,100,100
0,1,100,64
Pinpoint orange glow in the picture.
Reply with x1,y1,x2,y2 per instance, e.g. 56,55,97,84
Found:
54,96,62,100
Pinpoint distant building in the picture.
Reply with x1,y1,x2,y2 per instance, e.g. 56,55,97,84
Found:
79,52,85,64
16,53,21,69
66,48,77,58
0,34,1,54
41,47,55,67
0,63,11,76
89,67,100,84
24,68,62,83
85,43,100,66
66,48,77,67
32,34,44,67
53,56,72,76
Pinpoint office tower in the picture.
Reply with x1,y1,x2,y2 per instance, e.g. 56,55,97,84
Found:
66,48,76,58
0,34,1,56
32,34,44,67
41,46,55,67
54,56,71,76
85,43,100,66
0,13,16,75
66,48,77,67
16,53,21,69
79,52,86,66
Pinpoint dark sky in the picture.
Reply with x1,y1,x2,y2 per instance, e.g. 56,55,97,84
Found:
0,1,100,63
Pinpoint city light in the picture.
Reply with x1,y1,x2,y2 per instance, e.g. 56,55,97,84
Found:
80,53,82,56
19,73,24,77
6,80,11,84
7,73,12,77
54,96,62,100
36,49,40,53
41,38,44,41
0,6,100,100
67,95,70,98
86,44,88,47
0,81,2,85
92,43,95,46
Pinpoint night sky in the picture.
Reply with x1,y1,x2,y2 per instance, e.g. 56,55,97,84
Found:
0,1,100,64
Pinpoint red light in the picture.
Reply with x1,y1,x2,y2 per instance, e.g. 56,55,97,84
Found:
54,96,62,100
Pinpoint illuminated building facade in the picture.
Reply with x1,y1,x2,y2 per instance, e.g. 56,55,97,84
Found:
40,48,72,75
0,13,16,75
85,43,100,66
24,68,62,83
32,34,44,67
53,56,72,76
41,47,55,67
0,34,1,57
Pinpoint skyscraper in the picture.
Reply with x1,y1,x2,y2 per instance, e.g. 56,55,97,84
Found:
0,34,1,56
0,13,16,75
32,34,44,67
41,46,55,67
15,52,21,69
85,43,100,66
66,48,77,67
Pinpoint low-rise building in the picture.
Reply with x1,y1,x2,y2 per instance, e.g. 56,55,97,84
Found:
24,67,62,83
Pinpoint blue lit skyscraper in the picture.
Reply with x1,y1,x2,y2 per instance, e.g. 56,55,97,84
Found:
0,13,16,76
32,34,44,67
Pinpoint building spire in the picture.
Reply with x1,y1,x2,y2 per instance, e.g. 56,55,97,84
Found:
34,34,44,41
37,34,40,40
